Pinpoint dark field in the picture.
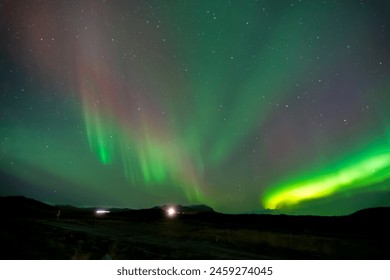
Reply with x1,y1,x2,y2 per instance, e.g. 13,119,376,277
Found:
1,196,389,260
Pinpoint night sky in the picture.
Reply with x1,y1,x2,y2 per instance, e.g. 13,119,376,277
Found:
1,0,390,215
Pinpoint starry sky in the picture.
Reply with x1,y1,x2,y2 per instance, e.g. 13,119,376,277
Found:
1,0,390,215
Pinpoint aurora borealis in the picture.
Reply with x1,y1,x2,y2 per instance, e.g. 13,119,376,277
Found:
1,0,390,215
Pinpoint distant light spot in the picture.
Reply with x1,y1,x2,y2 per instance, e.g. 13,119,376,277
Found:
166,206,177,217
96,209,110,215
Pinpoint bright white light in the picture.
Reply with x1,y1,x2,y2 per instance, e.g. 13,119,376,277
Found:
96,209,110,215
166,207,176,217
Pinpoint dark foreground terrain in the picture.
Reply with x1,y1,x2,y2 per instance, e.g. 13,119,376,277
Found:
1,196,389,259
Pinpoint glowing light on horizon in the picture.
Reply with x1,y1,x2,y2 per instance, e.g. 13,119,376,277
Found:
166,207,177,217
96,209,110,215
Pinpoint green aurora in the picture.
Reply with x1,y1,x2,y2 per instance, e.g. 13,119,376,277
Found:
1,0,390,215
263,146,390,210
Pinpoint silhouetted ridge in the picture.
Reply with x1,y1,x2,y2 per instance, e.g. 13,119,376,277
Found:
349,207,390,218
0,196,58,218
